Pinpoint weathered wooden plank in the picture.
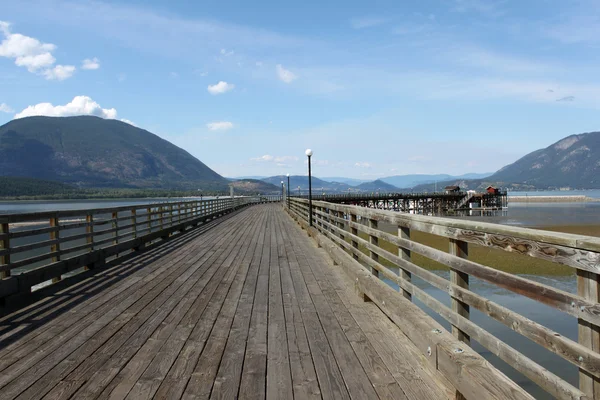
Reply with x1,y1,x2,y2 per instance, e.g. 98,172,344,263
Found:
282,223,350,399
273,213,321,400
210,210,267,400
238,208,272,400
265,212,294,400
293,220,408,399
79,209,260,400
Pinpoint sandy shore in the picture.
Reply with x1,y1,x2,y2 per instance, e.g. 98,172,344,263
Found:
509,195,599,203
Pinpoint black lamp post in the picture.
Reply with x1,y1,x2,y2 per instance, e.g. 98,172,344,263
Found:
281,180,284,203
305,149,313,226
286,173,290,209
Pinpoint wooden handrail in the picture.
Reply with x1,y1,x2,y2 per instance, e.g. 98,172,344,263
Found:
287,197,599,399
0,196,270,303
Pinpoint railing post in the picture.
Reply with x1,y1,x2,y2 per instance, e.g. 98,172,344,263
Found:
350,214,359,261
337,210,345,246
1,222,10,279
159,206,164,230
85,213,94,270
449,238,470,345
112,212,119,258
131,209,137,239
577,269,600,399
50,216,61,283
169,204,174,227
398,225,412,300
147,207,152,233
369,218,379,279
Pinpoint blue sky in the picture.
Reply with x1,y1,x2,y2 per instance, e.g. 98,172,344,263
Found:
1,0,600,179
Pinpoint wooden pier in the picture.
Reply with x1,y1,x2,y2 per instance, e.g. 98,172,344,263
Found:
0,197,598,399
300,191,508,215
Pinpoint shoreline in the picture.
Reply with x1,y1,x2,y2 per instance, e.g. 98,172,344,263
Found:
509,195,599,203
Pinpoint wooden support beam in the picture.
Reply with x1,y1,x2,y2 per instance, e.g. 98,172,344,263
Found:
50,216,61,283
578,269,600,399
1,222,10,279
399,226,412,301
449,238,470,346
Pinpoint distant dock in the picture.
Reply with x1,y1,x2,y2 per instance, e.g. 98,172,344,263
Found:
510,195,599,203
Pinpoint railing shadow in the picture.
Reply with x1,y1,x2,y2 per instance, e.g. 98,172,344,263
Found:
0,208,243,350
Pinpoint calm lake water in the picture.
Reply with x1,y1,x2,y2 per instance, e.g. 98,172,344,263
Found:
1,194,596,399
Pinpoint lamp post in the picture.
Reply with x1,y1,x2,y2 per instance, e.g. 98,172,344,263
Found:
281,180,284,203
286,173,290,209
305,149,313,226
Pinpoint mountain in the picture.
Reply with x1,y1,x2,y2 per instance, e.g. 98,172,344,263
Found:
354,179,400,192
488,132,600,189
230,179,280,194
229,176,268,180
379,173,493,188
320,177,369,186
0,116,228,190
262,175,352,193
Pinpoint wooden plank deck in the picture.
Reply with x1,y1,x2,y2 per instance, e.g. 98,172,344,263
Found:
0,204,450,400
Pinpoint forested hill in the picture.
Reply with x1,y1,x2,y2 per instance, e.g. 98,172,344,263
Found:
0,116,228,190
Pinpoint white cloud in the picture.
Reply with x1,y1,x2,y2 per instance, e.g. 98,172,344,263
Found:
14,95,118,119
251,155,298,163
350,17,387,29
220,48,234,56
251,155,274,162
0,20,75,79
206,121,234,131
355,162,372,168
81,57,100,70
0,103,13,113
207,81,235,95
276,64,297,83
43,65,76,80
120,118,137,126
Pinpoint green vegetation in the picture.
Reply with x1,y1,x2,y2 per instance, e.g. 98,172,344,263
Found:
0,177,252,200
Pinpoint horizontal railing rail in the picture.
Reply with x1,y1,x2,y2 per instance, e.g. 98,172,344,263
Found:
287,197,600,400
0,196,271,303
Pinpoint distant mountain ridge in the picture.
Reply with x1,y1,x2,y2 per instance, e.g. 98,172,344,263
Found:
488,132,600,189
0,116,228,190
379,173,493,189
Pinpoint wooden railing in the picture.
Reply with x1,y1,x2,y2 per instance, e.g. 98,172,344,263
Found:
0,197,265,304
288,197,600,400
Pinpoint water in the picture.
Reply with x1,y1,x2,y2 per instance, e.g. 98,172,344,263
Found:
510,189,600,198
466,201,600,227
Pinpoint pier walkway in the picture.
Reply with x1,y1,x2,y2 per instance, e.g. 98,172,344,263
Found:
0,204,450,400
